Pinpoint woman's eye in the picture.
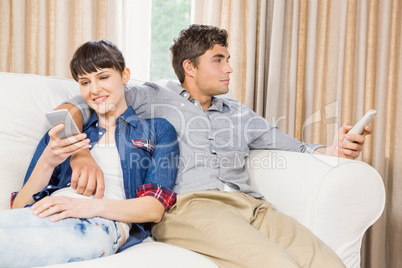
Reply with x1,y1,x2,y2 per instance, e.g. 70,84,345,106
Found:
100,76,108,80
81,81,88,86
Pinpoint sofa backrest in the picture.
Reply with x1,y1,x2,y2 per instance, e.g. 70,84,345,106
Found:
0,72,80,209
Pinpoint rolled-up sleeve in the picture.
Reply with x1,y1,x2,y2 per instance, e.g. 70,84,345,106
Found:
138,118,179,210
136,183,177,211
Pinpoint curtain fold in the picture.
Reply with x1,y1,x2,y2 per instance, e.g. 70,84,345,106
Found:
0,0,114,78
193,0,401,267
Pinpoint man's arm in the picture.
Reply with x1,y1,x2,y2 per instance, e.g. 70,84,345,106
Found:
54,103,105,198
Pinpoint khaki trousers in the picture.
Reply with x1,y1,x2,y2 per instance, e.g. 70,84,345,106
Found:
152,191,345,268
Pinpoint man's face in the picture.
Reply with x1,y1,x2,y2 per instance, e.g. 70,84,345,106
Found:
192,44,233,97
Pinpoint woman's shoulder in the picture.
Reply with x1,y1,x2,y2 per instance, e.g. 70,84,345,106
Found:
142,117,174,130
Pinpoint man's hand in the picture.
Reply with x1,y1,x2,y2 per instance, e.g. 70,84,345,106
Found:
70,149,105,198
316,123,372,159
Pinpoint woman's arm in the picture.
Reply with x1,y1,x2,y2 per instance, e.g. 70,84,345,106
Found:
29,119,179,223
12,124,89,208
31,196,165,223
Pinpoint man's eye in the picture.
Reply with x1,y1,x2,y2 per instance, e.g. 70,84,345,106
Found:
100,76,108,80
216,59,221,63
81,81,89,86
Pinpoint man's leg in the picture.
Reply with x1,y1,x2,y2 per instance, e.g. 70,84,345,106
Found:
250,197,345,268
152,191,299,268
0,208,121,267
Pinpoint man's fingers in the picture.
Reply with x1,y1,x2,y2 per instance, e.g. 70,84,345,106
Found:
70,168,80,189
76,170,88,194
339,123,352,135
94,171,105,199
363,125,372,136
83,172,96,197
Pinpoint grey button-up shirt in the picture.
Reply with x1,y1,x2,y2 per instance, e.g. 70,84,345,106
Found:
68,81,323,197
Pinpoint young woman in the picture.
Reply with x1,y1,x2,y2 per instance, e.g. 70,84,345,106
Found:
0,40,179,267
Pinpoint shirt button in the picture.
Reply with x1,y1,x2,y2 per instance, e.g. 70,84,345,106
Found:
99,131,103,135
184,93,189,97
212,149,216,154
194,103,198,106
181,103,185,107
208,135,213,140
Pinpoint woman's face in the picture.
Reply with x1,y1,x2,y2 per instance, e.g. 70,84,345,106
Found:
78,67,130,118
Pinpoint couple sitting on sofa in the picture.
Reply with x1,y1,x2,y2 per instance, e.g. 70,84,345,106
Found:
0,24,371,268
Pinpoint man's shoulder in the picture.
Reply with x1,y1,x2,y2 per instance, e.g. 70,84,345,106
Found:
126,80,178,99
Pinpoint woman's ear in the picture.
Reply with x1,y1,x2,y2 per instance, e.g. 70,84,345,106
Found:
122,67,131,84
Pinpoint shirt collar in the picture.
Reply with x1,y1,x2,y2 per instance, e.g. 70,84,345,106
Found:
165,80,232,113
83,106,139,131
208,97,231,113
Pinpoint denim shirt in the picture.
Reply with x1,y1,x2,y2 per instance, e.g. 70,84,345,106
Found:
22,106,179,250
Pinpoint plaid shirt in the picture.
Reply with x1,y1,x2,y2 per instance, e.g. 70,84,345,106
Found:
137,183,176,211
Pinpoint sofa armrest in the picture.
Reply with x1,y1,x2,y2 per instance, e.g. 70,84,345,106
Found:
246,150,385,268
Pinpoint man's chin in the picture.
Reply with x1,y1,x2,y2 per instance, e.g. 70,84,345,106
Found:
215,88,230,96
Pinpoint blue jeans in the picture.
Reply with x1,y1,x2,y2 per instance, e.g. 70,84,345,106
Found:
0,208,122,267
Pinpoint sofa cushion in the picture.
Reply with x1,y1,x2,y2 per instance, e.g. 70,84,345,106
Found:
0,72,80,209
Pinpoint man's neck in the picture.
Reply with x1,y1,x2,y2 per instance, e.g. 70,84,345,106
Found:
182,82,212,111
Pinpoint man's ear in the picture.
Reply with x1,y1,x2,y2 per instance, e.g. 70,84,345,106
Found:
122,67,131,84
182,59,195,78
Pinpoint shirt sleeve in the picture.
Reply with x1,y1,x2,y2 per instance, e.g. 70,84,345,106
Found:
62,95,92,125
136,183,177,211
142,118,179,184
243,106,324,153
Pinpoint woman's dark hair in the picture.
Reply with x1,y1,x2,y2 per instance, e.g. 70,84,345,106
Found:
170,24,228,83
70,40,125,81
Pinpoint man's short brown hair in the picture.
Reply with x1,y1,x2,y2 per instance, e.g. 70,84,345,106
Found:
170,24,228,83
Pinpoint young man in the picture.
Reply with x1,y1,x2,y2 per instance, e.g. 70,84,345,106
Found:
60,25,371,267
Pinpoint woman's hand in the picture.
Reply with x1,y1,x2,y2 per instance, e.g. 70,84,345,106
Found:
31,195,98,222
43,124,90,168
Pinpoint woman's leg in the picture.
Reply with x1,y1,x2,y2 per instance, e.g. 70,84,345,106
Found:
0,208,122,267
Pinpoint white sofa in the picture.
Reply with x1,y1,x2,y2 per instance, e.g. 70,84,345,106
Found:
0,72,385,268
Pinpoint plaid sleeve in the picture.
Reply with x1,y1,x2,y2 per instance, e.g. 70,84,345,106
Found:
10,192,18,209
136,183,177,211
